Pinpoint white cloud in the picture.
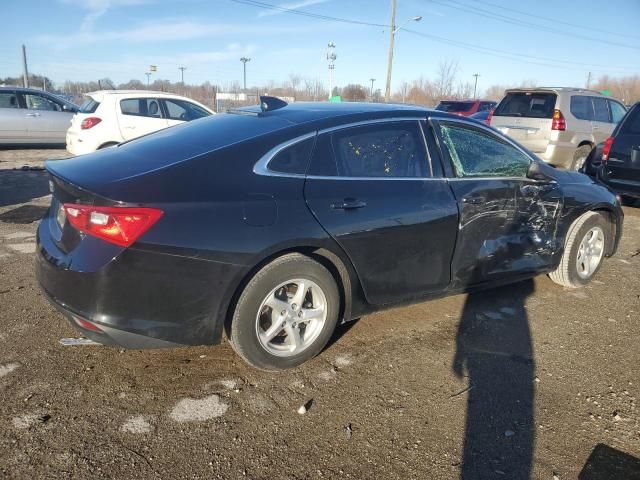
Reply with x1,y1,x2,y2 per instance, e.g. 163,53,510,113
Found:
257,0,330,17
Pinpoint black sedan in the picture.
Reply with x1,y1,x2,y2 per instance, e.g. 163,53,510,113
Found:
37,98,623,370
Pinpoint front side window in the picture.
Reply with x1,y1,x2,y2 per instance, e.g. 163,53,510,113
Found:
268,137,315,175
591,97,610,122
439,122,530,178
120,98,162,118
570,95,593,121
24,94,61,111
0,91,18,108
164,99,210,121
330,122,428,178
609,101,626,124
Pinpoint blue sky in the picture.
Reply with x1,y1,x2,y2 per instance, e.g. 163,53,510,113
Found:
1,0,639,94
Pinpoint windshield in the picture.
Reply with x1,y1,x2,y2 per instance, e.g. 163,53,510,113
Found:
436,101,475,112
494,92,556,118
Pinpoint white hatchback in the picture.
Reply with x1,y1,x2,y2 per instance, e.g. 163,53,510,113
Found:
66,90,213,155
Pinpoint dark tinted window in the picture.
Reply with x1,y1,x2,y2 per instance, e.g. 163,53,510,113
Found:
436,101,475,113
0,91,18,108
268,137,315,175
79,98,100,113
621,106,640,134
478,102,496,112
331,122,427,178
592,97,610,122
494,92,556,118
120,98,162,118
609,101,626,123
308,134,337,176
439,122,530,177
570,95,593,120
164,99,210,121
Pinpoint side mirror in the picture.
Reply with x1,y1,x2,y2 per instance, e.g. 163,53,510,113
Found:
526,161,550,181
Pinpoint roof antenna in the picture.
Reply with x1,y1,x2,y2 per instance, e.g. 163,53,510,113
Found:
260,95,288,112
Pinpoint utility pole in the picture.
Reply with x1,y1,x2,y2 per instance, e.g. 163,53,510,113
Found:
472,73,480,99
178,66,186,84
586,71,592,89
370,78,376,98
240,57,251,91
145,72,151,87
326,42,336,98
21,45,29,88
384,0,397,102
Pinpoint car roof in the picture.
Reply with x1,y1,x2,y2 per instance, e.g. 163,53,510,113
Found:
85,90,193,97
505,87,605,96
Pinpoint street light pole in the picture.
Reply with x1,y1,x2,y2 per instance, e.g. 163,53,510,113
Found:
370,78,376,98
240,57,251,91
326,42,337,99
472,73,480,99
179,66,186,84
384,6,422,103
145,72,151,87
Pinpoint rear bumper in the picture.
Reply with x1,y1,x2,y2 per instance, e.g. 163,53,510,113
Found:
597,169,640,199
36,213,249,349
66,131,101,156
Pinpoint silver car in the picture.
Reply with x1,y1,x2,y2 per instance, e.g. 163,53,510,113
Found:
0,87,78,145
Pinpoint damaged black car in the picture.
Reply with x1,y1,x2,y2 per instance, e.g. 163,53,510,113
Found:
37,98,623,370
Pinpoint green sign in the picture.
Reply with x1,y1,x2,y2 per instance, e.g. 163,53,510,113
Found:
329,95,342,102
601,90,610,96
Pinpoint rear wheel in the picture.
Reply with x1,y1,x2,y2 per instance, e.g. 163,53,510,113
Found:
571,145,592,171
548,211,608,288
230,253,340,370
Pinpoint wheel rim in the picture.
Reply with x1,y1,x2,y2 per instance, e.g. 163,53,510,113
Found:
576,226,605,279
255,279,327,357
574,155,587,171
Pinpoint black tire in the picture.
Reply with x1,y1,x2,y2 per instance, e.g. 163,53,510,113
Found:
620,195,637,207
230,253,340,370
571,145,593,171
548,212,608,288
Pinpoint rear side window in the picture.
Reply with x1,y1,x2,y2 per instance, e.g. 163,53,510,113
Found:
79,98,100,113
437,101,474,113
609,101,626,124
268,137,315,175
330,122,428,178
621,106,640,134
120,98,162,118
570,95,593,120
592,97,610,122
494,92,556,118
0,91,18,108
439,122,530,178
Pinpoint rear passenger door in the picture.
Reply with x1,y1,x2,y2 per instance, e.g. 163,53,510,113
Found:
118,98,169,140
591,97,612,143
304,119,459,305
0,90,28,143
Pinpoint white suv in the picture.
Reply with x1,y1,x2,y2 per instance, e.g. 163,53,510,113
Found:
66,90,213,155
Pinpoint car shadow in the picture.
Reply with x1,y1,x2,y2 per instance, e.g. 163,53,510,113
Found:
453,279,536,479
0,169,50,207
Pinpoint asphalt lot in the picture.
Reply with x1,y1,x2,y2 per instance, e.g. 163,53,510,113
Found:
1,149,639,480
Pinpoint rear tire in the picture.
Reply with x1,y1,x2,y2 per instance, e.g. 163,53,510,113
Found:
230,253,340,370
571,145,592,171
548,211,608,288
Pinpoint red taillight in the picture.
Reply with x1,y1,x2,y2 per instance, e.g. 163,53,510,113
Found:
486,108,494,125
551,109,566,131
73,315,102,332
602,136,614,163
80,117,102,129
63,204,163,247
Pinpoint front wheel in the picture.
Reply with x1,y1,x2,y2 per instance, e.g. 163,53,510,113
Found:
230,253,340,370
548,211,608,288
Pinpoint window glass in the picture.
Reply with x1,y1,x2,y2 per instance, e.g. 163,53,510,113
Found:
439,122,530,178
493,92,556,118
592,97,610,122
436,101,475,113
120,98,162,118
331,122,428,178
308,134,337,176
268,137,315,175
570,95,593,120
79,98,100,113
621,106,640,134
609,101,626,124
164,99,210,121
478,102,495,112
0,91,18,108
24,94,61,111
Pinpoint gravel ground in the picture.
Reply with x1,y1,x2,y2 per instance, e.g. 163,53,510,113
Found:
1,150,639,479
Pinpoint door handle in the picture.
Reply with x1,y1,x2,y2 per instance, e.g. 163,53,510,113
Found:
592,126,600,130
26,112,40,117
331,199,367,210
461,196,483,205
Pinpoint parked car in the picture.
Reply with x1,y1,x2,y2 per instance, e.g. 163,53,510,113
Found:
469,110,491,125
0,87,78,146
489,87,627,171
66,90,213,155
581,102,640,206
435,100,496,117
37,99,623,370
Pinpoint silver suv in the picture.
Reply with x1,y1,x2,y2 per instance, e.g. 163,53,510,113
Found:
490,87,627,170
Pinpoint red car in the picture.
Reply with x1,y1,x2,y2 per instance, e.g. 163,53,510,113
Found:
435,100,496,117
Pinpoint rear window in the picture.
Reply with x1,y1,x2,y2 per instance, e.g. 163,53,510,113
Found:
436,101,475,113
621,106,640,134
494,92,556,118
79,98,100,113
